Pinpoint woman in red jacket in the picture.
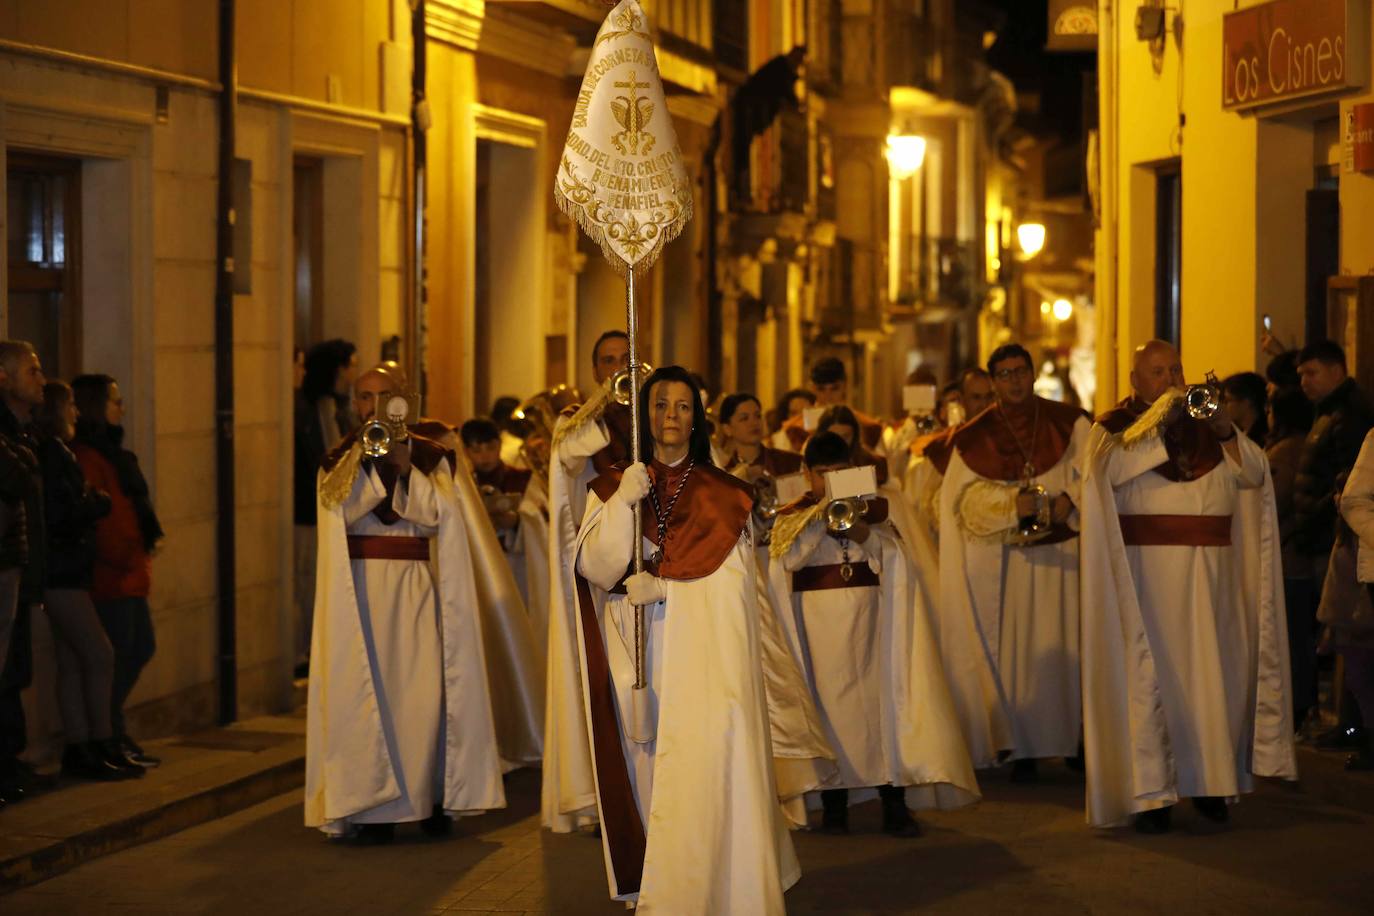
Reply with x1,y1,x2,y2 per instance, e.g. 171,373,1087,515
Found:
71,374,164,768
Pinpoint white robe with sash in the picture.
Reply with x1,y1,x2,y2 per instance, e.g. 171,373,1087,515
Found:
768,509,979,810
575,484,798,913
1079,414,1298,827
935,416,1090,766
304,451,505,834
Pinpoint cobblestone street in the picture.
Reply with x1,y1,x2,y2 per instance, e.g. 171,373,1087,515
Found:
5,763,1373,915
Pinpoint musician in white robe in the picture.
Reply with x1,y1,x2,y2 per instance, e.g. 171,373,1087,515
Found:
768,432,979,837
542,330,634,832
1080,340,1297,833
575,366,798,914
305,368,505,843
926,344,1089,778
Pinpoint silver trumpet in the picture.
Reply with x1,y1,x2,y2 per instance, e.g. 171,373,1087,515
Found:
479,483,518,516
754,474,780,524
360,392,414,459
825,497,869,534
1184,371,1222,420
1014,480,1052,542
607,362,654,406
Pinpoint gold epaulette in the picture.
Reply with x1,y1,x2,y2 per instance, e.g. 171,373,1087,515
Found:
769,502,826,560
551,384,611,450
319,441,363,510
1120,388,1184,449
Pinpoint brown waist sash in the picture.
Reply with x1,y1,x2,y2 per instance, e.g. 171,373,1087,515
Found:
347,535,432,561
792,563,881,591
1118,514,1232,547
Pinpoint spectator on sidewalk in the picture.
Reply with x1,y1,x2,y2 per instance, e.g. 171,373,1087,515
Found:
1294,342,1374,741
0,340,46,806
1266,386,1316,729
1336,428,1374,770
293,340,358,678
36,381,142,781
1222,372,1269,444
71,374,164,769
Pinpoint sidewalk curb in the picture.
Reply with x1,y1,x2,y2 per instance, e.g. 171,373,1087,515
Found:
0,740,304,895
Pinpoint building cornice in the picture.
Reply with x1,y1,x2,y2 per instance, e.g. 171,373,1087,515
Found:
428,0,484,51
478,5,578,78
666,94,721,128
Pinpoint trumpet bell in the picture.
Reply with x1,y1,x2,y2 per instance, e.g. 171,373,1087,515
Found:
361,419,393,458
1182,370,1222,420
825,497,868,534
609,363,654,406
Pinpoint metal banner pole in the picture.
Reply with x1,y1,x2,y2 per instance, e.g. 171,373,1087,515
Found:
627,265,646,690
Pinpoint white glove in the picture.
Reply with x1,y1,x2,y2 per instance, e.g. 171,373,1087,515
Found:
625,571,667,606
616,462,651,505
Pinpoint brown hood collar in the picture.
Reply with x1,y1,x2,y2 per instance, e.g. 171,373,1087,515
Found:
589,460,753,580
934,397,1087,481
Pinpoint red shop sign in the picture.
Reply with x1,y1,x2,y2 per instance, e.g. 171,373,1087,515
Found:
1223,0,1368,111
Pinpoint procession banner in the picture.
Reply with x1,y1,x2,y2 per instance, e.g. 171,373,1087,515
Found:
554,0,692,275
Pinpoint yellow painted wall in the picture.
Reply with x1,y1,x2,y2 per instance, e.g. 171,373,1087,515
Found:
425,41,476,423
1106,0,1374,395
0,0,217,79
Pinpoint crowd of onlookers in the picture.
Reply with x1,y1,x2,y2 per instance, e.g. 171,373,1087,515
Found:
1231,338,1374,768
0,340,164,812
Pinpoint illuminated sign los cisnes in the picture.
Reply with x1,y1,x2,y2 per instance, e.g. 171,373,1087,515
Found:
1222,0,1367,110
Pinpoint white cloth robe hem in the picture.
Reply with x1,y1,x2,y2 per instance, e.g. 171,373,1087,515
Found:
770,519,980,812
444,444,545,772
1079,424,1297,829
304,458,506,835
541,415,611,831
575,490,799,913
517,483,552,665
934,417,1089,766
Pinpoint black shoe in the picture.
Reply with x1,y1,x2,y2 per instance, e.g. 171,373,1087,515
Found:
1134,806,1172,834
119,735,161,768
419,805,452,837
61,743,136,782
879,786,922,838
355,823,395,845
1009,758,1039,783
1316,725,1366,750
819,789,849,835
1345,743,1374,771
97,740,146,778
1191,796,1229,824
0,759,28,804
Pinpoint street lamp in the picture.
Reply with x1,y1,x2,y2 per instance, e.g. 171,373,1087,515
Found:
886,134,927,179
1017,222,1047,258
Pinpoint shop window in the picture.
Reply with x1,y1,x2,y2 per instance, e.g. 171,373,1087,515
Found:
1154,165,1181,348
6,151,82,378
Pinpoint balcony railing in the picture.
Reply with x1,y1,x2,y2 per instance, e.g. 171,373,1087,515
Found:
742,108,811,216
892,236,981,313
